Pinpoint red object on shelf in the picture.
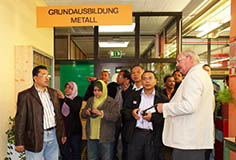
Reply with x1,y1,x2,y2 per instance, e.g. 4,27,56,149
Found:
212,53,229,58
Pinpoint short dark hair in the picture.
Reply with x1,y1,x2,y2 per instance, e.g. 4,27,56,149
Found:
164,75,173,83
172,70,180,76
131,65,144,72
120,70,131,80
141,71,157,80
32,65,47,78
203,64,210,68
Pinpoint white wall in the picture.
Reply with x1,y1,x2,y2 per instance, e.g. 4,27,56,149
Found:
0,0,53,158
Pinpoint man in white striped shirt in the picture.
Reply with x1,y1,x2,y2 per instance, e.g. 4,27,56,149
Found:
15,65,66,160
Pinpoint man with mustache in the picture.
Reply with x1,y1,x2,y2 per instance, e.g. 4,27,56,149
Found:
15,65,66,159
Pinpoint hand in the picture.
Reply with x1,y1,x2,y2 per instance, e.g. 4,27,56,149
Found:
157,103,163,113
61,137,67,144
57,89,65,99
85,108,92,116
15,145,25,152
142,112,152,122
87,76,97,82
132,108,140,120
91,108,102,116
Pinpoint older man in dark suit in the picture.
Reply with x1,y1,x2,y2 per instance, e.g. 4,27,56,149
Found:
15,65,66,159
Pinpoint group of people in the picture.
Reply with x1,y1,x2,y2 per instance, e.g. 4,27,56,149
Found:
14,50,215,160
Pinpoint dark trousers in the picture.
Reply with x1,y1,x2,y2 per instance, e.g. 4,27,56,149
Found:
204,149,212,160
114,118,128,160
121,139,128,160
127,128,153,160
61,134,82,160
172,148,207,160
113,118,121,160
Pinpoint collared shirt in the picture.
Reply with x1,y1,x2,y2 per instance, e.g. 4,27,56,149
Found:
136,90,155,130
35,86,56,130
132,83,143,91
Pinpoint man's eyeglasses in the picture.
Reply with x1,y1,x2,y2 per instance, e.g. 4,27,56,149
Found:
142,77,155,81
176,56,188,64
38,74,51,78
117,75,124,78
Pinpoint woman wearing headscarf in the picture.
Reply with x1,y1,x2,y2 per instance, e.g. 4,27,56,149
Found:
82,80,120,160
57,81,83,160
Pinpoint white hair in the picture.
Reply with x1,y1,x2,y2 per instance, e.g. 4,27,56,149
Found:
182,50,200,64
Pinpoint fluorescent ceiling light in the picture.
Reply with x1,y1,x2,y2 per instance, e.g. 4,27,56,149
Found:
211,57,230,63
222,16,231,23
99,41,129,48
219,27,230,33
99,23,135,32
195,1,230,37
210,63,222,67
196,22,221,37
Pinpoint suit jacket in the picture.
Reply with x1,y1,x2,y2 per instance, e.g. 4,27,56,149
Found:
122,88,168,144
15,86,65,152
162,64,215,149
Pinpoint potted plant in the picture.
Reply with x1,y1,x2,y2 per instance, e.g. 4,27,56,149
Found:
4,116,25,160
216,87,235,119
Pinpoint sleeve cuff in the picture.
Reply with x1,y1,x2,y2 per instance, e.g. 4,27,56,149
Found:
100,110,104,118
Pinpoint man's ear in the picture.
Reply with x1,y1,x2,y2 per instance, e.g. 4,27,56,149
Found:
33,76,36,82
189,55,193,61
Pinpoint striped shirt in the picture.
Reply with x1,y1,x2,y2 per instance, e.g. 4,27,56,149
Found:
35,86,56,130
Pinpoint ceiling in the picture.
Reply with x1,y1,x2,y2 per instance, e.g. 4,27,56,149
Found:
44,0,192,12
45,0,230,60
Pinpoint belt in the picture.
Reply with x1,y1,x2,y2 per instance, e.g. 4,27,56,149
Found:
135,127,153,134
44,126,56,131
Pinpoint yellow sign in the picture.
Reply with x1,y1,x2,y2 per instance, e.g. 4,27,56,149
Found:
211,70,229,75
36,4,132,27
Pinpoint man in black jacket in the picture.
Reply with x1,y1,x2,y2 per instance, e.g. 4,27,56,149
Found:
122,71,168,160
113,70,133,160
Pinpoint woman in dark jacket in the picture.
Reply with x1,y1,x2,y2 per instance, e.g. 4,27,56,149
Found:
57,81,83,160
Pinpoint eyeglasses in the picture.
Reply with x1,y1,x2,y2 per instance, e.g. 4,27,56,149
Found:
38,73,51,78
176,56,188,64
142,76,155,81
117,75,124,78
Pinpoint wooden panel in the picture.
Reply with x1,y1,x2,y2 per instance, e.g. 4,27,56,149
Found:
15,46,34,97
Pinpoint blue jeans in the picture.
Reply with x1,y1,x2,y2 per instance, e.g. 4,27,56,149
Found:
87,139,114,160
61,134,82,160
25,128,59,160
